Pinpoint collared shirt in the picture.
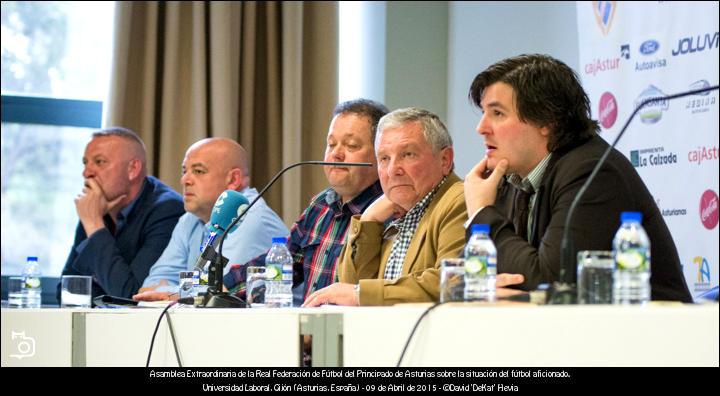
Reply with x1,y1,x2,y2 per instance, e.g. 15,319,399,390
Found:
506,153,552,239
142,187,288,292
383,176,447,280
224,181,383,302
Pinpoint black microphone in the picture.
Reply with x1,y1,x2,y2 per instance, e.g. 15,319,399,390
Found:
199,161,373,308
547,84,719,304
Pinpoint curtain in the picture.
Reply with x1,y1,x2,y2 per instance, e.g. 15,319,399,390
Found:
107,1,338,224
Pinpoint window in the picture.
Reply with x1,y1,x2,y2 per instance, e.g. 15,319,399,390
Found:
1,1,115,277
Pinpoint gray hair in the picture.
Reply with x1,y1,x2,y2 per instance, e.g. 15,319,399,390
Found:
92,126,147,173
375,107,453,153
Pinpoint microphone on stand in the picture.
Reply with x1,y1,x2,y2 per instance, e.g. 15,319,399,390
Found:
193,190,249,273
547,84,719,304
199,161,373,308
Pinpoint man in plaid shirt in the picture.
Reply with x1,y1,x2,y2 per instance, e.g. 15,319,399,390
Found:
224,99,387,304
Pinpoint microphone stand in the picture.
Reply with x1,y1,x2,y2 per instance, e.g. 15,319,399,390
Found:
199,161,373,308
547,84,719,304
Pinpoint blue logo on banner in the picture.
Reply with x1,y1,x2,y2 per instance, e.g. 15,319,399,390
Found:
640,40,659,55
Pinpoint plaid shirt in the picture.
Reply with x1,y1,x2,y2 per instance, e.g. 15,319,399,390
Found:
224,181,383,301
383,176,447,279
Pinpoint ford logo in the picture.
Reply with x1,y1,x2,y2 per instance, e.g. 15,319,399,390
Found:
640,40,659,55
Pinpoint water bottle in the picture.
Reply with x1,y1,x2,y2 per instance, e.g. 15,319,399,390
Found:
264,237,293,308
464,224,497,301
612,211,651,305
22,256,42,308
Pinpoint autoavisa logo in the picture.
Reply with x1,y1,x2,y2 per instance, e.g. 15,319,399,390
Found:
598,92,618,129
635,38,667,71
640,39,659,55
635,85,669,124
700,189,719,230
592,1,617,36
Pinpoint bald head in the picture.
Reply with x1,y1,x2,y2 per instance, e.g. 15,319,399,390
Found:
186,138,249,175
181,138,250,222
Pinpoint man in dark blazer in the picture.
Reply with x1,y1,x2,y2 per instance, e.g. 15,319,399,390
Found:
60,127,184,299
463,54,691,302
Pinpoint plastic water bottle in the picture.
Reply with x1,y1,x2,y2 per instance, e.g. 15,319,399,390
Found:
464,224,497,301
22,257,42,308
613,212,651,305
264,237,293,308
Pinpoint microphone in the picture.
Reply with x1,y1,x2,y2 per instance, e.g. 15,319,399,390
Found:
547,84,719,304
200,160,373,308
192,190,249,273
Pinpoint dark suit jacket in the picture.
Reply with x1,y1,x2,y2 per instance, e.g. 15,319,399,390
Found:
60,176,184,298
469,135,692,302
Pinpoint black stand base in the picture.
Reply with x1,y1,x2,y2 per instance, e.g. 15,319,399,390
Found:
199,291,246,308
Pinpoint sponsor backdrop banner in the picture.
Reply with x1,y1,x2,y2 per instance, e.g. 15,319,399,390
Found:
577,2,718,300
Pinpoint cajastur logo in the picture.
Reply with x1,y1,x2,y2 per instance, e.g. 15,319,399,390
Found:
688,145,718,165
584,58,620,77
700,189,719,230
598,92,617,129
592,1,616,36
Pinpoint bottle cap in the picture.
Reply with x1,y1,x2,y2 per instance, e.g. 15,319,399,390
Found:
272,237,287,244
470,224,490,234
620,211,642,223
27,256,38,262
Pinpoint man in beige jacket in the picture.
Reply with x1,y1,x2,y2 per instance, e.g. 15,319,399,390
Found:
304,108,523,306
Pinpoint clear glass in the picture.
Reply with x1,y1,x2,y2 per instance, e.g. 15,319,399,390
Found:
60,275,92,308
440,258,465,303
246,266,267,308
7,276,25,308
577,250,614,304
1,123,94,276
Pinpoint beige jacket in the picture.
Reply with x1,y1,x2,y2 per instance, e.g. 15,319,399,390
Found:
338,173,467,306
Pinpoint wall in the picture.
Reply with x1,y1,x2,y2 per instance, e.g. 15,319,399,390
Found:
446,1,579,176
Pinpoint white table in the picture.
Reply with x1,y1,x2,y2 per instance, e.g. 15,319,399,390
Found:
340,303,719,367
1,308,77,366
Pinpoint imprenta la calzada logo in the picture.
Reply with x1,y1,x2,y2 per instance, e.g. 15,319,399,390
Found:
635,85,669,124
9,331,36,359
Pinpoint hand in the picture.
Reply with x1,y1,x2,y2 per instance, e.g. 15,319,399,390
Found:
75,178,125,236
495,273,525,299
302,283,359,307
360,195,406,222
464,157,508,216
496,273,524,287
132,290,178,302
138,279,168,294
